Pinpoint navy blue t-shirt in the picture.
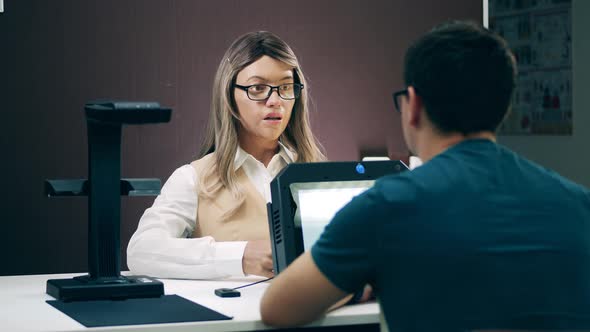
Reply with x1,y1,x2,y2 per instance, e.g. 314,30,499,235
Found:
311,139,590,331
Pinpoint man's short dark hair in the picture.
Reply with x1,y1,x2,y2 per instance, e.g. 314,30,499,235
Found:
403,21,517,135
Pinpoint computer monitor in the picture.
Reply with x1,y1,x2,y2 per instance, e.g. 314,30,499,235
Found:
267,161,407,274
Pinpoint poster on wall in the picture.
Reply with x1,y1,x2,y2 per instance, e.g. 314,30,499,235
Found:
489,0,572,135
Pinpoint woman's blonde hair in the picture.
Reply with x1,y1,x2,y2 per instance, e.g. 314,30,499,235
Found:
198,31,325,218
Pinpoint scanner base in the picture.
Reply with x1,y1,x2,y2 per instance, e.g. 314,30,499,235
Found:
47,275,164,302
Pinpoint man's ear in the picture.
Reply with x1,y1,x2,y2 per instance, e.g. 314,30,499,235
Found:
406,86,423,128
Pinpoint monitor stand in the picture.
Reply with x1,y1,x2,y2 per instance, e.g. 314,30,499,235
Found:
45,101,171,301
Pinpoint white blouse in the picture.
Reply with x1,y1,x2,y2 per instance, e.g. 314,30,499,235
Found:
126,144,295,279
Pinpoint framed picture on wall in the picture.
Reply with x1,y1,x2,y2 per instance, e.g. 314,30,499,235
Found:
485,0,572,135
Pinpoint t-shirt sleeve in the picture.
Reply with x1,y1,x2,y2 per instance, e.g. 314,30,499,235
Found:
310,187,383,293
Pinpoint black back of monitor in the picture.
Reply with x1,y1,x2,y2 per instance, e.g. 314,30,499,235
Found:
267,161,407,274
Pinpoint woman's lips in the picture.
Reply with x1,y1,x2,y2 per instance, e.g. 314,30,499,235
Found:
264,113,282,121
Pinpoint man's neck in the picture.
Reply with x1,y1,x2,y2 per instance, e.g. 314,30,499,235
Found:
417,131,496,163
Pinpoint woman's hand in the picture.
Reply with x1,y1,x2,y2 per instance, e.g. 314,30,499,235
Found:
242,239,274,277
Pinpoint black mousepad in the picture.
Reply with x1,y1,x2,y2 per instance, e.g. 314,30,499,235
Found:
47,294,232,327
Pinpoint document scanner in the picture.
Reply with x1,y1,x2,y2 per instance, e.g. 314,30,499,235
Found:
44,101,171,301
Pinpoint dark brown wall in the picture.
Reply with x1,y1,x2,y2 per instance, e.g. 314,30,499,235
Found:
0,0,481,276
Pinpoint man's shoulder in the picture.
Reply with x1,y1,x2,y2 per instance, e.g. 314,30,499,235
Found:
502,146,590,194
371,169,431,206
371,150,487,204
379,155,457,187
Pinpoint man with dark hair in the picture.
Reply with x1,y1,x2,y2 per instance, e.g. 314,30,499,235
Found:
260,21,590,331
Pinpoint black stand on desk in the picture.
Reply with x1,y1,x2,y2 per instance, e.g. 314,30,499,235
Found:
45,101,171,302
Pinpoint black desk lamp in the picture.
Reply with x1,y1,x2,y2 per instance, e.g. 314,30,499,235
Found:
44,101,171,302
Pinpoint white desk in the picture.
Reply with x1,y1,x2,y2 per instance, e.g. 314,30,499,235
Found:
0,273,380,332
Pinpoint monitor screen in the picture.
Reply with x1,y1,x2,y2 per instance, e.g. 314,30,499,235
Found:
290,181,374,251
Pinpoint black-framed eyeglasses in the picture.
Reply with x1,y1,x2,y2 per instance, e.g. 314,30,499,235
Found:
392,89,408,113
234,83,304,101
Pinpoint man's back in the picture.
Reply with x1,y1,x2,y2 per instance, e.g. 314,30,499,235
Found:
260,22,590,331
371,139,590,330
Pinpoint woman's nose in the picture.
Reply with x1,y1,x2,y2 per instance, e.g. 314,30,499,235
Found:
265,90,282,107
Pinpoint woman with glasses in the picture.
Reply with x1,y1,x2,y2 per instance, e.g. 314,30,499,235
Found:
127,31,325,279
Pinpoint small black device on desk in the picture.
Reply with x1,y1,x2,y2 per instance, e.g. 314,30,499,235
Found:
215,288,241,298
214,277,274,298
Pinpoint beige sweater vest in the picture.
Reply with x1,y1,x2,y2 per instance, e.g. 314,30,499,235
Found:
190,154,270,242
